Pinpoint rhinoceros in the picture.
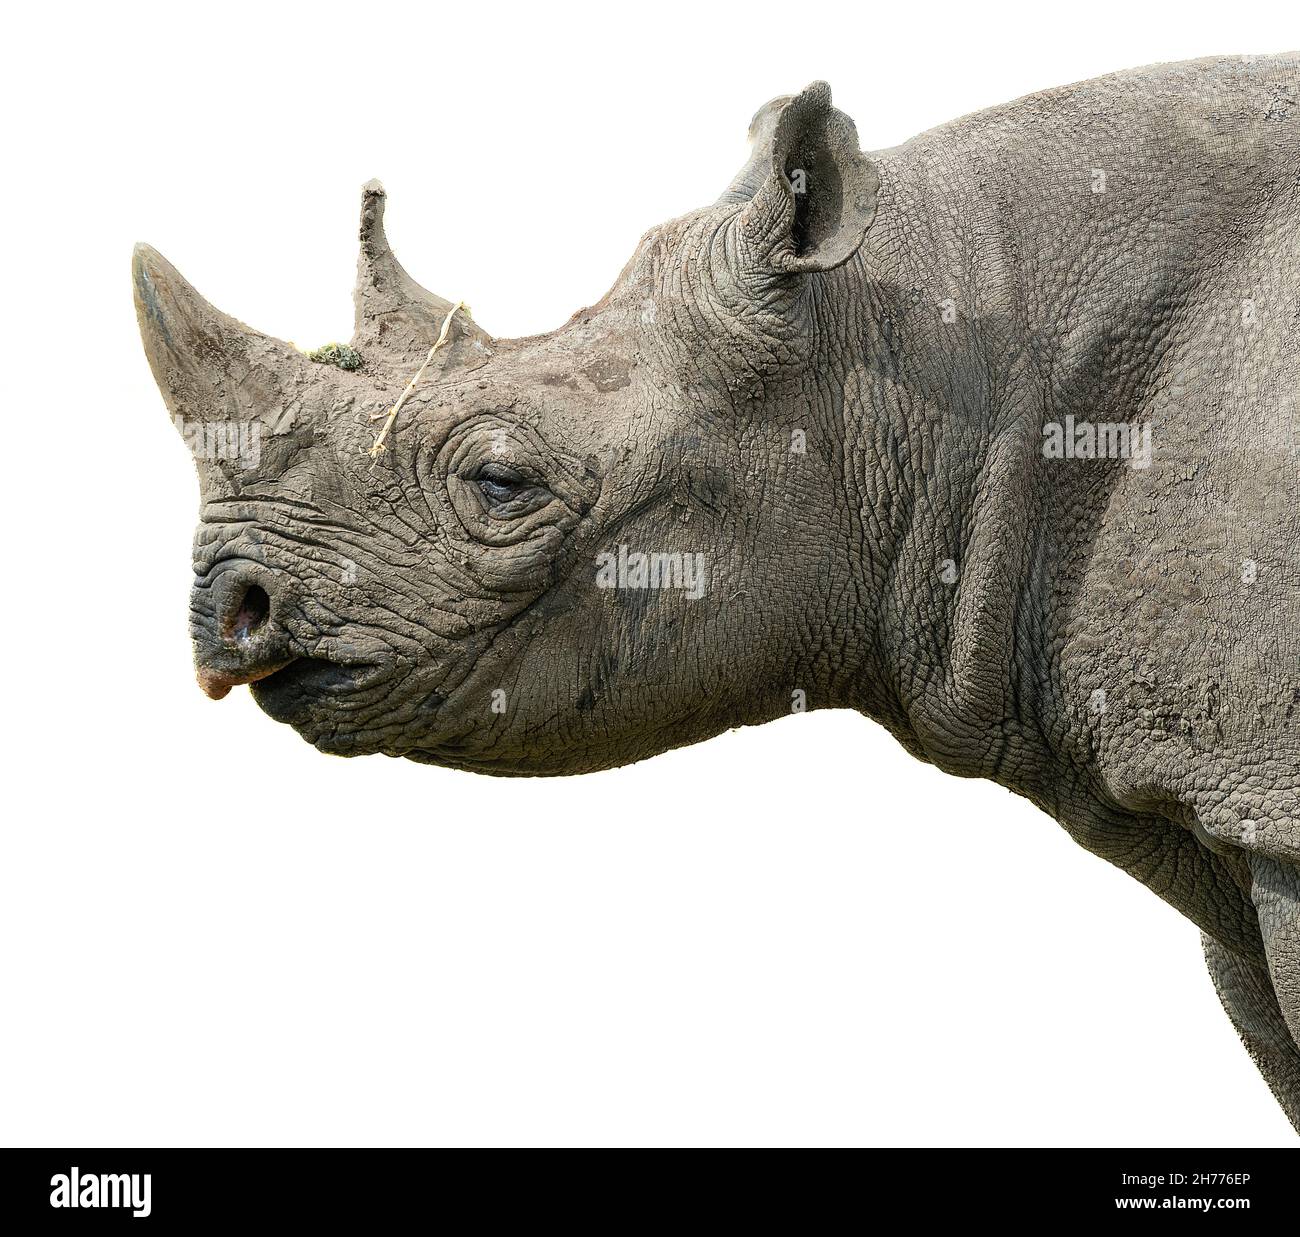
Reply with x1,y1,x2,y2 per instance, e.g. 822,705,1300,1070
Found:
135,54,1299,1133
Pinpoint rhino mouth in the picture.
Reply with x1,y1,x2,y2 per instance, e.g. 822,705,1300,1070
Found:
250,657,377,723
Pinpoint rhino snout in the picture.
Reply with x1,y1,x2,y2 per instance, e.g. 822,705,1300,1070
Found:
191,566,294,700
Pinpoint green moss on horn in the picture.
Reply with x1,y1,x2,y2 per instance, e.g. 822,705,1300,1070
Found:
306,342,363,371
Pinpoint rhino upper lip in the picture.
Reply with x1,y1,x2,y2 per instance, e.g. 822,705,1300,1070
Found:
196,659,296,701
197,651,384,701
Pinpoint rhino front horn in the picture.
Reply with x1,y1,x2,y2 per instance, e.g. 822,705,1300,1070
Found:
132,242,315,428
351,179,494,371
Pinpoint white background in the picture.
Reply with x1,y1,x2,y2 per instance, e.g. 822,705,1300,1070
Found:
2,1,1295,1146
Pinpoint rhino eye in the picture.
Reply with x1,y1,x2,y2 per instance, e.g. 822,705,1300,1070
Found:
475,463,537,507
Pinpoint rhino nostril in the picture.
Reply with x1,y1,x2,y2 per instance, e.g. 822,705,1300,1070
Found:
231,584,270,644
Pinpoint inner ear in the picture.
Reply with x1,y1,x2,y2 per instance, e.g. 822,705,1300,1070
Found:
788,132,845,257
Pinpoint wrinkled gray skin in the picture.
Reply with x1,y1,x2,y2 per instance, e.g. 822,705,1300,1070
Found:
136,56,1299,1133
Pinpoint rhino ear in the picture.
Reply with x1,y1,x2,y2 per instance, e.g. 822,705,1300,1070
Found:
133,242,317,428
351,180,494,371
719,93,793,205
728,82,878,278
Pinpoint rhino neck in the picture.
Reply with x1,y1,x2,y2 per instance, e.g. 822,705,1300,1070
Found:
815,159,1052,783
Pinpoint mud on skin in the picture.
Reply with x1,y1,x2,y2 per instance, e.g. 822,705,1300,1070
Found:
135,57,1300,1132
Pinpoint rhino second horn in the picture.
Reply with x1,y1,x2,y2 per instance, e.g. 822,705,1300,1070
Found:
350,179,494,371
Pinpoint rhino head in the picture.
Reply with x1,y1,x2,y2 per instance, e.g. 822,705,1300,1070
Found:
135,83,879,774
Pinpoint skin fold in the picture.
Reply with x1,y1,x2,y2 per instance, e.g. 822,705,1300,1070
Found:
135,55,1299,1133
